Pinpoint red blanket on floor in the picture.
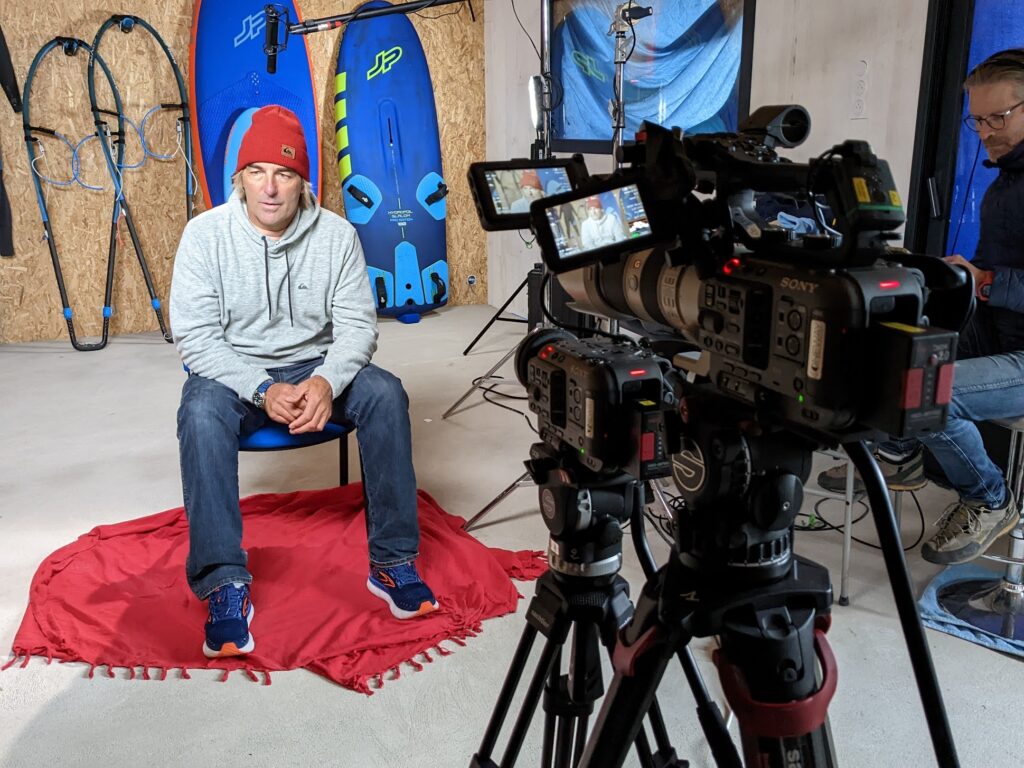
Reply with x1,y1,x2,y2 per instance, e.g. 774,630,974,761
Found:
3,486,545,694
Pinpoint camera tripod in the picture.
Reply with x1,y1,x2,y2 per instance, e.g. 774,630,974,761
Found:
474,425,961,767
573,432,959,768
470,444,741,768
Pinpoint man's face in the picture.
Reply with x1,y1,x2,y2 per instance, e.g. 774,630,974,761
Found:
968,80,1024,162
588,206,603,220
241,162,303,236
522,185,543,201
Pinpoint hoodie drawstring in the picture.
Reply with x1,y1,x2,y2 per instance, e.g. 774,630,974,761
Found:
261,236,295,327
262,237,272,321
285,252,294,327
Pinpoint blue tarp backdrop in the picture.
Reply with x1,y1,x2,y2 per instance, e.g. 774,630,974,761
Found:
947,0,1024,260
552,0,743,145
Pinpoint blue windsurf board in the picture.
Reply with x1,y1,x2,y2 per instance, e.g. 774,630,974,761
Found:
334,1,449,323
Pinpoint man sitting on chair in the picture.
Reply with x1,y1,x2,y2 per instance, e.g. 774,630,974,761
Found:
819,49,1024,566
170,105,438,659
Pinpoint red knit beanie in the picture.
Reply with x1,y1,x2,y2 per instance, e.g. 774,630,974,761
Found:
519,170,542,190
586,196,603,209
234,105,310,180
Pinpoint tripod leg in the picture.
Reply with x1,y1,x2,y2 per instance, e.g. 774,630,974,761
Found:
464,471,533,531
675,648,740,766
443,344,519,419
541,659,558,767
464,275,530,356
639,698,683,768
577,622,678,768
472,621,542,765
498,632,564,767
552,665,577,768
542,619,602,768
630,492,738,766
845,442,960,768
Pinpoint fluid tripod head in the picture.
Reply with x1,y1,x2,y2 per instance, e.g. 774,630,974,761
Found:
525,441,644,580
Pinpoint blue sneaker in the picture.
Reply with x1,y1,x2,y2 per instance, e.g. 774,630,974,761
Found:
202,583,255,658
367,562,439,619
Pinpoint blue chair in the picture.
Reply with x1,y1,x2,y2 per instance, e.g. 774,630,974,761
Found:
182,365,352,485
239,420,352,486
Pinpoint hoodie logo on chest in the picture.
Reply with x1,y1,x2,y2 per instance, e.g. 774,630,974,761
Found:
298,283,309,290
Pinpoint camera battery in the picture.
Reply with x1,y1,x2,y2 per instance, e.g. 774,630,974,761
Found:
865,321,957,438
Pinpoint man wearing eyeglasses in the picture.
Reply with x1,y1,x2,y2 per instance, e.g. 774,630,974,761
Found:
819,49,1024,565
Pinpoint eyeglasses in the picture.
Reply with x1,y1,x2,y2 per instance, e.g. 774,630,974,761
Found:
963,99,1024,132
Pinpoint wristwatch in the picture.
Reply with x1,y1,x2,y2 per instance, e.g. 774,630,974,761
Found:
252,379,274,410
976,272,994,301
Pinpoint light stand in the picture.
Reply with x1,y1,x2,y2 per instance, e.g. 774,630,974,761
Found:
458,79,550,357
608,3,652,167
447,5,562,524
443,69,553,420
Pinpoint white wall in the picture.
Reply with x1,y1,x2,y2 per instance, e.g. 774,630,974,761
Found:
749,0,929,217
483,0,537,319
483,0,931,309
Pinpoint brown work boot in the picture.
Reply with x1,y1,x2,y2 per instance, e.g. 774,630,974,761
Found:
921,491,1020,565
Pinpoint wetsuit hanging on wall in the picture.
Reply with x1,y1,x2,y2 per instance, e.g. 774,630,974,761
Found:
0,23,20,257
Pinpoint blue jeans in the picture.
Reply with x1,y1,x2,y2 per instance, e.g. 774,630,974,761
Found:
177,359,419,599
882,351,1024,508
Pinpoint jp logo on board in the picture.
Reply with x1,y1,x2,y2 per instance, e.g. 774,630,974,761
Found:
572,50,607,82
367,47,403,80
234,11,266,47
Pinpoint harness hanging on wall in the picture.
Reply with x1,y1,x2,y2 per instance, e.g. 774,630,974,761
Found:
22,34,180,351
23,38,128,351
88,16,195,345
1,23,21,258
91,15,195,221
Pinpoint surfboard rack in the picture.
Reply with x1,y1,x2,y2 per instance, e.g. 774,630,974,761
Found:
263,0,474,74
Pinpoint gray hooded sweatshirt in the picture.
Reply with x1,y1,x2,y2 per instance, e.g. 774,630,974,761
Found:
170,191,378,402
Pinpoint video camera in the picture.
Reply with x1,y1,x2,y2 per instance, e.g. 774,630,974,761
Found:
514,328,681,481
504,106,972,447
467,106,968,768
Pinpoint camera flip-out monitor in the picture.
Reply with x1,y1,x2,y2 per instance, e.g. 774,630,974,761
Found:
530,176,670,273
467,157,589,232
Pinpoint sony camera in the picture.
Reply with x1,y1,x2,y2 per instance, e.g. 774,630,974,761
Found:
518,108,970,446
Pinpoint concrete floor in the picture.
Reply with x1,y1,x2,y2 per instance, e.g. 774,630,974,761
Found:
1,304,1021,768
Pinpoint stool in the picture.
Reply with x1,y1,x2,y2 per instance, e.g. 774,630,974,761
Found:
935,417,1024,638
806,449,858,606
806,450,918,607
239,421,352,486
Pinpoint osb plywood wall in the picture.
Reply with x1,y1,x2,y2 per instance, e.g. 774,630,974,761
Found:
0,0,485,344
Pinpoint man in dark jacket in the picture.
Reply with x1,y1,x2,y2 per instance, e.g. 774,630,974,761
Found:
819,49,1024,565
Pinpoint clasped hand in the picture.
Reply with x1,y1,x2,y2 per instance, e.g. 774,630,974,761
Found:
263,376,334,434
